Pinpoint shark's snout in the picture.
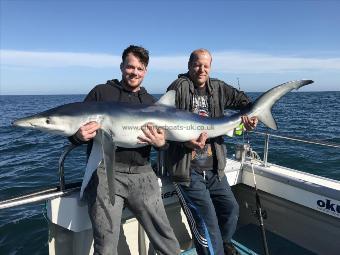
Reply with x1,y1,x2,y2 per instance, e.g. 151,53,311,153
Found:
12,119,33,128
12,118,31,127
12,116,43,128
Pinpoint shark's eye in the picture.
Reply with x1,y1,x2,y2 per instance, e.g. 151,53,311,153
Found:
46,119,51,124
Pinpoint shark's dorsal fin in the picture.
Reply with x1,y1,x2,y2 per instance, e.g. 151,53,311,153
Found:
155,90,176,108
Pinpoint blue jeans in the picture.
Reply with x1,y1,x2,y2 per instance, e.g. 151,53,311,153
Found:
174,169,239,255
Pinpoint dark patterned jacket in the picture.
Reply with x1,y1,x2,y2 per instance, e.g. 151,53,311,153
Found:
165,73,252,183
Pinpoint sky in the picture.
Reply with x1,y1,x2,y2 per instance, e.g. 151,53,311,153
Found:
1,0,340,95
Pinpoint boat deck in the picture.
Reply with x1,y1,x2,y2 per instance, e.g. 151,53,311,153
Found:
233,224,316,255
182,226,317,255
43,156,340,255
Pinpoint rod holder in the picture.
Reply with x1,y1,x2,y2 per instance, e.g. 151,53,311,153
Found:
157,151,167,177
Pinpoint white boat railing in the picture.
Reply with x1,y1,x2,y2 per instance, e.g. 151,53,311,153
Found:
1,132,339,210
0,144,81,210
252,131,340,167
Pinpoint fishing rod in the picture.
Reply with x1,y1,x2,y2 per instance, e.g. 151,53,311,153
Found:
250,162,270,255
242,132,270,255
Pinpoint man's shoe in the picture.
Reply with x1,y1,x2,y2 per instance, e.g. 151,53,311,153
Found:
224,242,240,255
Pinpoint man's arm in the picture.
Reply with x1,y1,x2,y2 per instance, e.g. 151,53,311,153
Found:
241,116,258,131
183,132,208,150
222,82,258,131
73,121,101,142
222,82,252,110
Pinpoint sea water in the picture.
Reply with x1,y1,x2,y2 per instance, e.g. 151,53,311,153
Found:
0,92,339,254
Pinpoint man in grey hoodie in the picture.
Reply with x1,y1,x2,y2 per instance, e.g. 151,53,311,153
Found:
69,45,180,255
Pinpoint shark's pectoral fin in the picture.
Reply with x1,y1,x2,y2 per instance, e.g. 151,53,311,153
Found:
258,109,278,130
99,129,116,205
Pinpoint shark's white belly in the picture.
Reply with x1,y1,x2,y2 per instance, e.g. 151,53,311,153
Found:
105,118,208,148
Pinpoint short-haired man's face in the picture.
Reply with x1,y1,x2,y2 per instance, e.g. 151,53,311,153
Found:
188,52,211,87
120,53,147,91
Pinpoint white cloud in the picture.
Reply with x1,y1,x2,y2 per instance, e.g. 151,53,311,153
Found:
0,50,120,68
1,49,340,74
210,51,340,73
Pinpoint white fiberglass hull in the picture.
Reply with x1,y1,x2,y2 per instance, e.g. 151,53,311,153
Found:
47,158,340,255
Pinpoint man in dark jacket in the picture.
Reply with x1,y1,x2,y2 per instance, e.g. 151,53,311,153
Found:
166,49,257,255
69,45,180,255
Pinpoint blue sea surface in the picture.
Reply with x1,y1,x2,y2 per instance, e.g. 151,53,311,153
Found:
0,92,339,254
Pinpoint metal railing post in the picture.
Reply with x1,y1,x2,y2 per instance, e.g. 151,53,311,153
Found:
263,133,270,167
58,144,79,191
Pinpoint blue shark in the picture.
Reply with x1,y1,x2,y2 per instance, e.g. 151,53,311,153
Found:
13,80,313,202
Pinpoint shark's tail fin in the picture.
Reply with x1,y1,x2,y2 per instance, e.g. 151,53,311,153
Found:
257,108,278,130
251,80,314,130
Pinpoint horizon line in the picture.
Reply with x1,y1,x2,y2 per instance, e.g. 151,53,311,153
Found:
1,90,339,96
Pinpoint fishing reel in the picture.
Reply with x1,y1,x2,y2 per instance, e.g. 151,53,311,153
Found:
245,202,268,220
253,207,268,220
234,141,261,163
